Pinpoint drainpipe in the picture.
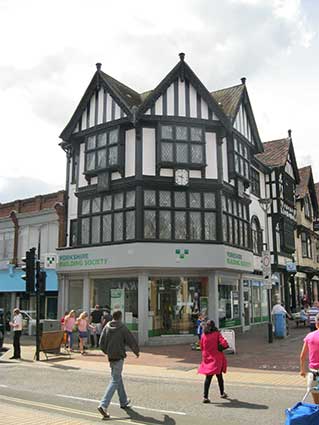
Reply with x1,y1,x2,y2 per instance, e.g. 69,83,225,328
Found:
54,202,66,248
9,210,19,266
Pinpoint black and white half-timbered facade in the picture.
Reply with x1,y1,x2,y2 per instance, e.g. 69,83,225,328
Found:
256,135,300,309
57,54,271,344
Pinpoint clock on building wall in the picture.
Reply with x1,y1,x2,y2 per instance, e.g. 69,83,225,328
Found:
174,169,189,186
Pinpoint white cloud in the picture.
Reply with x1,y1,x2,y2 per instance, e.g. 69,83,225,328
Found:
0,0,318,203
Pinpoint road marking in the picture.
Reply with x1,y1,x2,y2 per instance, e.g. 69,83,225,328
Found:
56,393,187,416
0,394,142,425
0,385,8,388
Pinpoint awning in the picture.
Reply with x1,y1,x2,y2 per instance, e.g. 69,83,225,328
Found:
295,272,307,279
0,268,58,292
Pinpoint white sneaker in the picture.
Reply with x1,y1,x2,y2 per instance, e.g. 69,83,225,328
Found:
98,406,110,419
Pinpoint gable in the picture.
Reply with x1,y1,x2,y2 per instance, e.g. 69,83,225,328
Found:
72,87,127,134
144,78,219,121
233,103,255,144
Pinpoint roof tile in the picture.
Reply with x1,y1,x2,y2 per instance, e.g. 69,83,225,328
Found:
255,138,290,168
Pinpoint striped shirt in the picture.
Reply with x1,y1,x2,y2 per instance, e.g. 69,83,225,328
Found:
308,307,319,324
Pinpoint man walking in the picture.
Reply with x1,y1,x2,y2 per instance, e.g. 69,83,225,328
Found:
9,308,23,359
98,310,139,419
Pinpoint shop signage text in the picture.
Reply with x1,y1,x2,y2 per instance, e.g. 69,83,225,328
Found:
226,251,252,268
58,253,108,268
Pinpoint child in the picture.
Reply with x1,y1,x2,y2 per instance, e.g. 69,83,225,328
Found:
76,312,95,355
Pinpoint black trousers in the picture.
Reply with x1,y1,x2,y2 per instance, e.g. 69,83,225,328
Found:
13,330,21,358
204,374,224,398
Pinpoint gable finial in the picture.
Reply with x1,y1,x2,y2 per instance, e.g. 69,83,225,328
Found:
241,77,246,85
179,52,185,61
96,62,102,71
288,129,292,139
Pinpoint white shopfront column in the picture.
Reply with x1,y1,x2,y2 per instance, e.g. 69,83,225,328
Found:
138,273,149,345
208,272,219,327
239,275,244,329
83,274,90,314
58,274,67,318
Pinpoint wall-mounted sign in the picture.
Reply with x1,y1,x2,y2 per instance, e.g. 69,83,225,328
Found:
286,262,297,273
58,253,108,268
225,251,252,269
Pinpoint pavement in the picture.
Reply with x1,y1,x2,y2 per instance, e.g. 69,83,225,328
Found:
0,321,308,389
0,324,311,425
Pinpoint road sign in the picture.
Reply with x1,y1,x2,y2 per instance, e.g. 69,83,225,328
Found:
286,262,297,272
262,250,271,280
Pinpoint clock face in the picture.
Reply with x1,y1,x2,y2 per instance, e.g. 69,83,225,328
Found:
175,169,189,186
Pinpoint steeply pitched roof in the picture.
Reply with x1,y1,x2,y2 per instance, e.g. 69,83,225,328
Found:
211,84,245,120
100,71,142,108
296,166,311,198
255,138,290,168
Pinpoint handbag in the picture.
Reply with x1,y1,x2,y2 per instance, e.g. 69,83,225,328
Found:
218,332,229,352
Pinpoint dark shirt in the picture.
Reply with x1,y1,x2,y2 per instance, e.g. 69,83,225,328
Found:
90,310,103,323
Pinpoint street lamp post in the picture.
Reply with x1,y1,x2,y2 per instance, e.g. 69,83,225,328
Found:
259,198,273,343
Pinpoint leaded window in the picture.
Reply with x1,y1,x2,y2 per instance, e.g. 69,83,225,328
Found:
222,194,250,249
233,138,250,180
85,127,120,172
251,216,262,255
160,124,205,166
251,168,260,197
79,191,135,245
143,190,217,241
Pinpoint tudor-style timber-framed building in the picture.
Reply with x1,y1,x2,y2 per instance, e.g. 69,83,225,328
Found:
294,166,319,307
256,135,300,310
57,54,271,344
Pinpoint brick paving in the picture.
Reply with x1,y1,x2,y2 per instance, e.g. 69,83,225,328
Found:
1,322,310,389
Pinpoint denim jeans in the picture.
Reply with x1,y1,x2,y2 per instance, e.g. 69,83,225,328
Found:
99,359,128,409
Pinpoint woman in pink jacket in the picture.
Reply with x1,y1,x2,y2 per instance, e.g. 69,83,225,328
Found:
198,320,229,403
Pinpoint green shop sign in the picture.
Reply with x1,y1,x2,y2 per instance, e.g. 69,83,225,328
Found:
58,253,108,268
226,251,252,269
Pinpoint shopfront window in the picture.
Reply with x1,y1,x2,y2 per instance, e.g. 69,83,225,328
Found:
243,279,268,324
218,278,240,328
148,277,208,337
91,279,138,330
69,280,83,313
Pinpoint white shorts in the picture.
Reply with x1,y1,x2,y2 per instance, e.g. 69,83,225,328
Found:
307,372,319,393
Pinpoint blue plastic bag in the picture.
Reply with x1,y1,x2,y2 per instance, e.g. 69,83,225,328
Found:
285,402,319,424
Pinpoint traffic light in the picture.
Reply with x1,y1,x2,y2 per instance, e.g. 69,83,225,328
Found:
37,270,46,295
21,248,36,293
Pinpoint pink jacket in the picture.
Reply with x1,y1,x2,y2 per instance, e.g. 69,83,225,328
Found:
198,331,228,375
64,316,75,332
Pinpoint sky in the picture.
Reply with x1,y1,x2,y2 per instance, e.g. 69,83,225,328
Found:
0,0,318,202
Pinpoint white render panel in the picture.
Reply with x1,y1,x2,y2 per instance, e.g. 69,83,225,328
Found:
212,112,219,121
222,137,229,182
166,83,174,115
205,132,217,179
155,96,163,115
160,168,174,177
97,88,104,124
189,170,201,178
90,177,98,185
106,93,112,122
125,129,136,177
111,172,121,180
89,94,95,127
73,123,79,134
142,128,156,176
178,79,186,117
78,143,87,187
115,103,121,120
81,109,87,131
68,185,78,220
201,98,208,119
145,109,151,115
189,83,197,118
